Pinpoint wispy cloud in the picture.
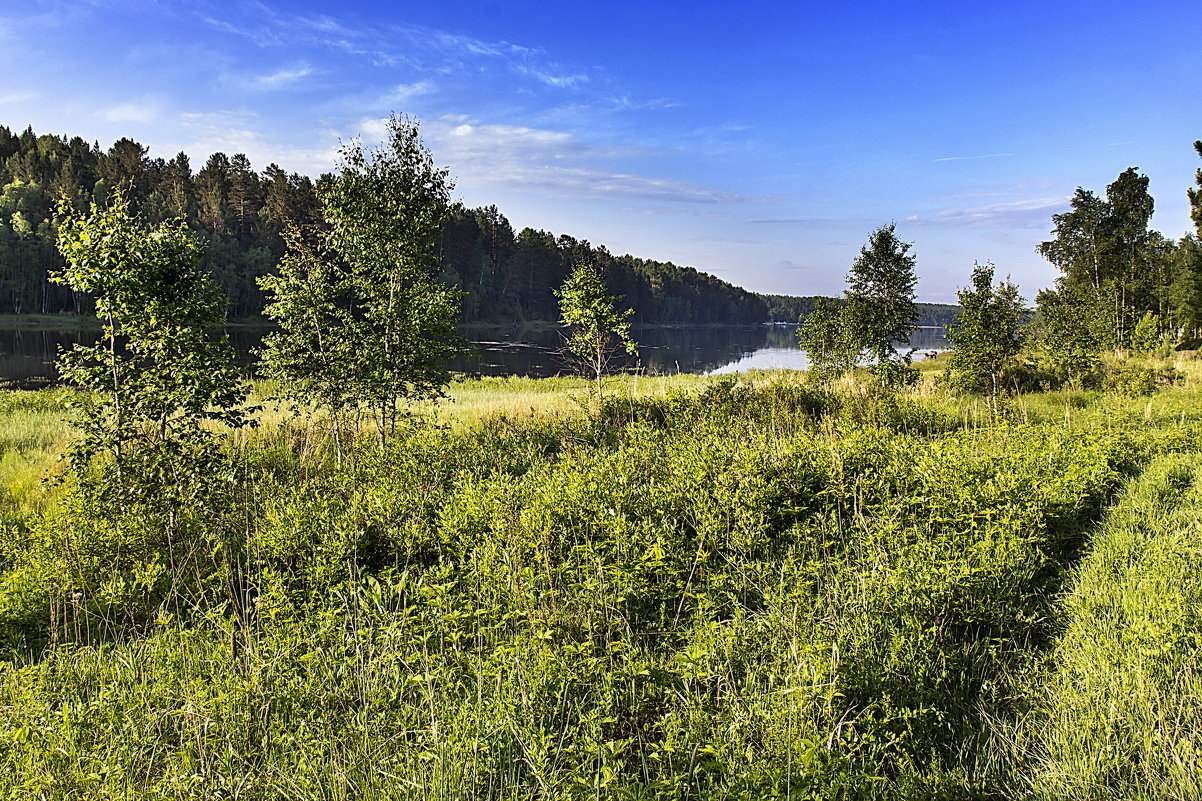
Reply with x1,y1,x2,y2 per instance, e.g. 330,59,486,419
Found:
250,63,314,90
175,110,340,174
320,81,438,116
933,152,1015,162
418,116,735,204
99,101,159,123
906,196,1067,228
380,80,435,105
0,91,37,104
199,4,594,95
524,69,588,89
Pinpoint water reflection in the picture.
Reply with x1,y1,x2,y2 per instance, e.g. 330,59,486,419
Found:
0,323,949,388
708,326,951,375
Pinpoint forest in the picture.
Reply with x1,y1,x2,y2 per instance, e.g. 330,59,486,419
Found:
0,124,775,326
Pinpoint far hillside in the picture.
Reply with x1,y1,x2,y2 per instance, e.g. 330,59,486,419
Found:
0,124,758,326
760,293,961,327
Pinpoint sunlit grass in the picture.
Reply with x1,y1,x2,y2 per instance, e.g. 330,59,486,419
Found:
414,371,713,426
1027,453,1202,799
4,354,1202,797
0,390,70,527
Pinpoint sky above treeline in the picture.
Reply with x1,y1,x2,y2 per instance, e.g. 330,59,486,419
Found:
2,0,1199,303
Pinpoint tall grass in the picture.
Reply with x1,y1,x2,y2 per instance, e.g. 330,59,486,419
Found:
0,390,68,531
1025,453,1202,799
0,368,1200,797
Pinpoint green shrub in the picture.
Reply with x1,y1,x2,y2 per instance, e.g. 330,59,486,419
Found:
3,376,1200,796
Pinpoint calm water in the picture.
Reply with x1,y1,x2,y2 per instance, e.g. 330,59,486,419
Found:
0,324,949,388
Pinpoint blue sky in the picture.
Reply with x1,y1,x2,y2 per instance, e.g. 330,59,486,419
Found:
2,0,1199,302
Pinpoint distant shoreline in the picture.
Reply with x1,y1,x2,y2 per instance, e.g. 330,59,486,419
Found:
0,315,952,331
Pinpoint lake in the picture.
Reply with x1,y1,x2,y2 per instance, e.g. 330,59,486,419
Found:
0,323,950,388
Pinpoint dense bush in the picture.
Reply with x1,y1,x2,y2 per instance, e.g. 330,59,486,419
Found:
0,376,1200,797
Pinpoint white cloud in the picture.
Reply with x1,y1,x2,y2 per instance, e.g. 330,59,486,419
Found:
199,14,285,47
200,5,595,95
0,91,37,104
174,111,340,174
341,115,392,145
527,69,588,89
907,197,1067,229
421,117,734,204
369,80,436,109
250,63,314,89
99,101,159,123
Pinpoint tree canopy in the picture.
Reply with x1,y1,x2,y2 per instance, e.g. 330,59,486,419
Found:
944,264,1028,395
1035,166,1195,346
556,260,638,400
260,115,464,448
0,123,770,326
797,223,919,384
846,222,920,365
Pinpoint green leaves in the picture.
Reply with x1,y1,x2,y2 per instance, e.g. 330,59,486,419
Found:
259,114,465,451
797,224,919,383
53,191,250,462
797,297,860,380
1036,167,1178,348
1035,284,1109,384
847,223,920,366
48,189,251,620
1191,140,1202,235
944,263,1028,395
556,261,637,400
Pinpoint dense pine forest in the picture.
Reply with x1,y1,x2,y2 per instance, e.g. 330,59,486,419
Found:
0,124,776,325
761,294,961,328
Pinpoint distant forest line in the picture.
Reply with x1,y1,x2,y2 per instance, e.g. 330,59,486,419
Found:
0,124,959,328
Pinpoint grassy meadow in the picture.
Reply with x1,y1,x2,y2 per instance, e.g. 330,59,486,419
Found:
1,358,1202,798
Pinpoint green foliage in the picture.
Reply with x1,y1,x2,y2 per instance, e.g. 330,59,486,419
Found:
1036,167,1182,348
6,364,1202,795
1035,284,1109,384
1191,140,1202,234
260,115,465,448
797,224,919,383
0,123,774,326
944,263,1028,394
867,357,921,389
797,297,859,380
52,191,248,481
1169,235,1202,339
1130,310,1163,354
32,191,250,631
1099,363,1179,396
556,260,637,400
846,222,919,366
257,225,363,461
